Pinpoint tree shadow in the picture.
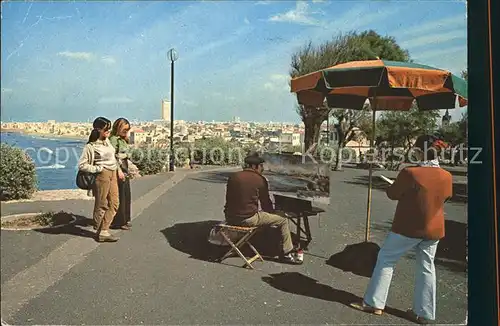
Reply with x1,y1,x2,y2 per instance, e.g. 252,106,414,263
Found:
189,171,310,193
326,242,381,278
34,214,96,238
262,272,411,322
371,220,467,273
189,171,234,184
343,175,467,203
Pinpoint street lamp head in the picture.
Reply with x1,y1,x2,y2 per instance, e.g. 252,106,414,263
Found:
167,48,179,62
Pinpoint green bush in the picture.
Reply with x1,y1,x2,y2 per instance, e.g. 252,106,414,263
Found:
0,143,37,200
129,146,168,175
192,137,246,165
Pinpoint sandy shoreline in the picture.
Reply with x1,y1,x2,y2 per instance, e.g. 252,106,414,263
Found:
1,129,87,141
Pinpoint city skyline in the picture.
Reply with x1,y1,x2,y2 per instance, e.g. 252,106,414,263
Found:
1,1,467,123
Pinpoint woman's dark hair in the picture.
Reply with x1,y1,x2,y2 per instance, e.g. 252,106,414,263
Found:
414,134,448,160
111,118,131,143
87,117,111,143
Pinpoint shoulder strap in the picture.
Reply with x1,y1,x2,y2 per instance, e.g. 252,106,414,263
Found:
87,143,95,166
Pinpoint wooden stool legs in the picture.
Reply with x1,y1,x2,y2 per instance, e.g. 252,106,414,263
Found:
216,226,264,269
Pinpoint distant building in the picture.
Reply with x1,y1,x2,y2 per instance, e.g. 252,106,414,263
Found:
161,99,171,121
442,109,451,127
129,129,147,145
279,132,302,147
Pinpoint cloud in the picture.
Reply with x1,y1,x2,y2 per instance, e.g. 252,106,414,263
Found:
400,29,466,49
1,88,13,93
269,1,320,26
263,74,290,91
97,97,134,104
255,1,272,5
399,14,466,37
244,17,250,25
101,56,116,64
57,51,94,61
182,25,254,62
413,45,466,60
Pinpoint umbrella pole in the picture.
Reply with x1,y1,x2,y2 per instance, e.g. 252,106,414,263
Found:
365,107,376,242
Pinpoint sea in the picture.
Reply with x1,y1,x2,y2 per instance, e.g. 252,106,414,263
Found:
1,132,86,190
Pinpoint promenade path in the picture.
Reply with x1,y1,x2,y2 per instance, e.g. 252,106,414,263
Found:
1,167,467,325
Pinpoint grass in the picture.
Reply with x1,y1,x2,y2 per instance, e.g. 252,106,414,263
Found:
1,210,74,228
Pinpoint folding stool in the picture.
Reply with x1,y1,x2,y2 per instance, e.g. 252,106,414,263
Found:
215,224,264,269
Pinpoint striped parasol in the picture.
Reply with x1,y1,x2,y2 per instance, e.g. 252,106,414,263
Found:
291,59,468,110
290,59,468,242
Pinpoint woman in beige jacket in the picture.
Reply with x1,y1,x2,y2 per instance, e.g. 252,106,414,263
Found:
78,117,125,242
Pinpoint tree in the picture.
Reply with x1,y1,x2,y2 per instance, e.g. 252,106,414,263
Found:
290,30,411,160
328,30,411,170
377,105,440,169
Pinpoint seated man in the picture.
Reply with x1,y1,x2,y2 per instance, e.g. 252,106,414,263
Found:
224,153,302,264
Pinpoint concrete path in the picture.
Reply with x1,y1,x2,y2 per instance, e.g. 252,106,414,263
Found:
1,167,467,325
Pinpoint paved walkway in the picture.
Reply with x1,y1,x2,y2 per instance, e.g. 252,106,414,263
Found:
1,167,467,325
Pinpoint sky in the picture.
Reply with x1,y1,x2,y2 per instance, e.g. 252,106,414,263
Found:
1,0,467,123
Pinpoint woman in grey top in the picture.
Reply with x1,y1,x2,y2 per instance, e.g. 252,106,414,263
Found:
78,117,125,242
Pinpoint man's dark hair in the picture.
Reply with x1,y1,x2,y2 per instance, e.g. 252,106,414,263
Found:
244,153,265,167
414,134,447,160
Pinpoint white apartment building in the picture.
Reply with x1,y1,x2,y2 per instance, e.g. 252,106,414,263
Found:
161,99,171,121
279,132,302,147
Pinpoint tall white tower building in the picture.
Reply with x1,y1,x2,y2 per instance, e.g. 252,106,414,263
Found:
161,99,171,121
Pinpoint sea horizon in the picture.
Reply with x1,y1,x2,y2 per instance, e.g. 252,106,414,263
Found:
1,131,86,191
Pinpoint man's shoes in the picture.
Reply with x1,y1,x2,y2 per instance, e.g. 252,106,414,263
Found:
406,309,432,324
350,302,383,315
280,249,304,265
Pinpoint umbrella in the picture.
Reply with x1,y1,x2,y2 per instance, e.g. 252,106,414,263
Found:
290,59,468,242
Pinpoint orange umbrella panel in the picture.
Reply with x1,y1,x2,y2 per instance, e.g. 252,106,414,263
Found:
291,59,468,110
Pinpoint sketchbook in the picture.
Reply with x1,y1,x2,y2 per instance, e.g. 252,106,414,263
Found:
379,175,394,185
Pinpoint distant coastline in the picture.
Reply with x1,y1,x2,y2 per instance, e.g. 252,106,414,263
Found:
1,128,87,142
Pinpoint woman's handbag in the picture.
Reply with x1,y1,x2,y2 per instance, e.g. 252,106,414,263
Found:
76,170,97,190
76,145,97,190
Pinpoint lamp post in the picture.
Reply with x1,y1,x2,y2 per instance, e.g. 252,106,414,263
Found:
167,48,179,172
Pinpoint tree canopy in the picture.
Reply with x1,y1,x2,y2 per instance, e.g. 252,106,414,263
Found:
290,30,411,155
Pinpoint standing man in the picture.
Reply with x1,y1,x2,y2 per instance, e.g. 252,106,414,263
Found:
350,135,452,324
224,153,302,264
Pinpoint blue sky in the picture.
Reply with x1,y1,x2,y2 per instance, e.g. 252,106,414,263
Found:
1,0,467,123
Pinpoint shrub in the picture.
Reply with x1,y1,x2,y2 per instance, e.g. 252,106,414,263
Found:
192,137,246,165
129,146,168,175
0,143,37,200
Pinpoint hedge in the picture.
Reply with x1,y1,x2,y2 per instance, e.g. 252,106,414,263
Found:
0,143,37,200
128,138,249,175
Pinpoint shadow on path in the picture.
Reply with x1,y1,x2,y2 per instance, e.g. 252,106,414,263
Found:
161,220,227,262
326,242,380,278
262,272,411,322
189,171,234,184
371,220,467,273
190,171,310,193
344,175,467,203
161,221,304,263
35,214,96,239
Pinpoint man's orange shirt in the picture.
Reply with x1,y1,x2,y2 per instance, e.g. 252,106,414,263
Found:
387,166,453,240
